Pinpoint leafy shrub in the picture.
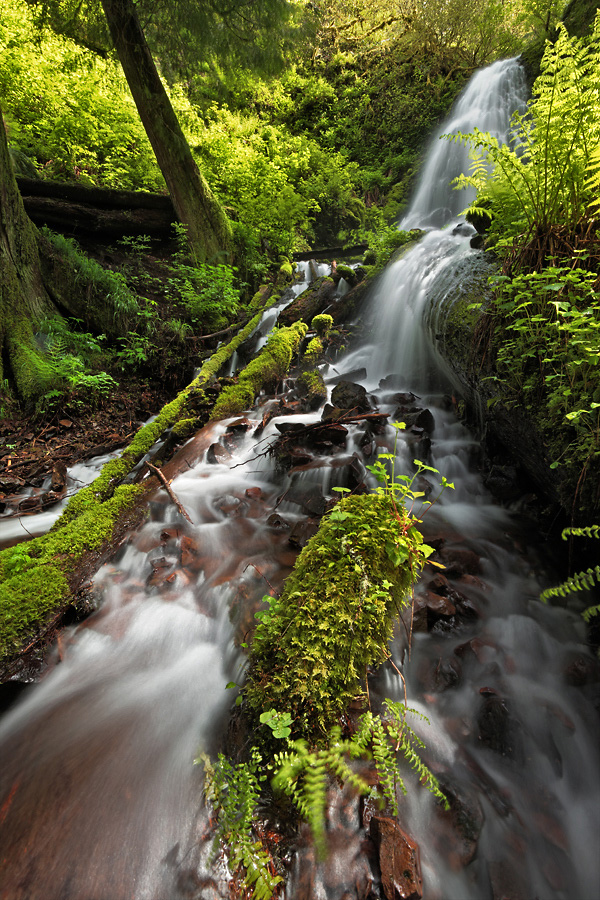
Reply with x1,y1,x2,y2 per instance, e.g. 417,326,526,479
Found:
0,2,162,189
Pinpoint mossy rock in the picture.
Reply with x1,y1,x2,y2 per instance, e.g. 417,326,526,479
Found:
244,492,430,742
211,321,308,421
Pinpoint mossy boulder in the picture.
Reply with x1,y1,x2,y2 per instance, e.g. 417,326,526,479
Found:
244,492,431,741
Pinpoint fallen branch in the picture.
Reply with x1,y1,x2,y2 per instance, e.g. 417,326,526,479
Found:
145,462,193,524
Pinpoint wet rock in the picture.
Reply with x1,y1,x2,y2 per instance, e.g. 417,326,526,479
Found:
180,534,204,571
18,495,42,513
439,546,482,577
226,417,252,433
412,591,457,632
278,446,314,469
266,512,291,531
331,380,371,413
310,423,349,447
454,636,495,663
244,486,263,501
275,421,308,436
395,407,435,434
378,375,413,392
484,464,522,503
206,442,232,465
40,490,64,508
563,654,600,686
51,460,67,492
370,816,423,900
328,367,367,385
330,453,368,492
487,857,532,900
215,494,245,517
434,657,463,691
289,517,321,548
477,687,520,759
284,484,326,516
435,777,483,868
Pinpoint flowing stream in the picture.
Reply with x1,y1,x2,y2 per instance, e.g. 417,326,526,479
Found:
1,59,599,900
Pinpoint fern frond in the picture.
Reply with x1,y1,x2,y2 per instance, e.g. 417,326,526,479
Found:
582,603,600,623
541,565,600,601
561,525,600,541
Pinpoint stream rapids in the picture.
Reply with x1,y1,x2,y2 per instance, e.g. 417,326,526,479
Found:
0,57,599,900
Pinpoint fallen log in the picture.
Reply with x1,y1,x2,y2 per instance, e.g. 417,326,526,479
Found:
0,310,306,680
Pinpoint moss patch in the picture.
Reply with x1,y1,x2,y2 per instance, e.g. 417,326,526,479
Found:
211,321,307,420
0,483,144,665
244,493,430,741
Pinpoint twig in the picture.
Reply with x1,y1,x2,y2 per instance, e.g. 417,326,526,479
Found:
243,562,279,597
145,462,193,524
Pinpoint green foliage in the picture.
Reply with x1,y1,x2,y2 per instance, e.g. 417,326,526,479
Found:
167,257,241,332
201,705,446,892
541,526,600,624
448,17,600,258
354,700,447,812
479,266,600,466
200,748,282,899
271,726,370,857
244,480,438,738
0,2,162,188
363,225,422,271
42,229,140,327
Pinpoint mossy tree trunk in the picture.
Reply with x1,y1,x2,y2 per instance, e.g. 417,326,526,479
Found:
0,112,56,402
99,0,232,264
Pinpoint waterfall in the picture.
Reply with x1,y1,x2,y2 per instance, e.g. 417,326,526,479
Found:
401,57,529,230
1,57,599,900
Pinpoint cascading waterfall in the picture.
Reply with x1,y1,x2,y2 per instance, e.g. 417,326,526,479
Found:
400,57,529,230
1,57,599,900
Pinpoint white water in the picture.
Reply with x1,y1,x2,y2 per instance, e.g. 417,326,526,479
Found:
1,57,599,900
401,57,529,230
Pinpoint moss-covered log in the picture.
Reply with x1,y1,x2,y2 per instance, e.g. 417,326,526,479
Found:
210,321,307,420
0,299,304,678
243,492,432,742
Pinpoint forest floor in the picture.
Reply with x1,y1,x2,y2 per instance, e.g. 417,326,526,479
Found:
0,238,202,522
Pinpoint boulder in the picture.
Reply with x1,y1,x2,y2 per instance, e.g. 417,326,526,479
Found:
370,816,423,900
331,380,371,413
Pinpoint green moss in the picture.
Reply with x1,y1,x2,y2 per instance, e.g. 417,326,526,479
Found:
0,565,70,661
0,483,144,664
244,493,427,740
335,265,355,283
301,335,325,374
211,321,307,420
171,417,198,440
297,369,327,406
279,260,294,280
311,313,333,337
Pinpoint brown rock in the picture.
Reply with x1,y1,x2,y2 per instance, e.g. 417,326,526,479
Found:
289,517,320,548
440,547,481,577
51,460,67,492
370,816,423,900
206,442,232,465
331,380,371,413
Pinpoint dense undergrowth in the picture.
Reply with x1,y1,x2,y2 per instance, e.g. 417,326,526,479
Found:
449,14,600,516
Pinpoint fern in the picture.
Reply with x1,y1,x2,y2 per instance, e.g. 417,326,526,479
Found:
200,749,283,899
272,727,368,858
446,15,600,257
540,527,600,623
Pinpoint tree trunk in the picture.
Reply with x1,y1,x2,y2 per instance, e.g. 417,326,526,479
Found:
99,0,232,264
0,112,56,401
